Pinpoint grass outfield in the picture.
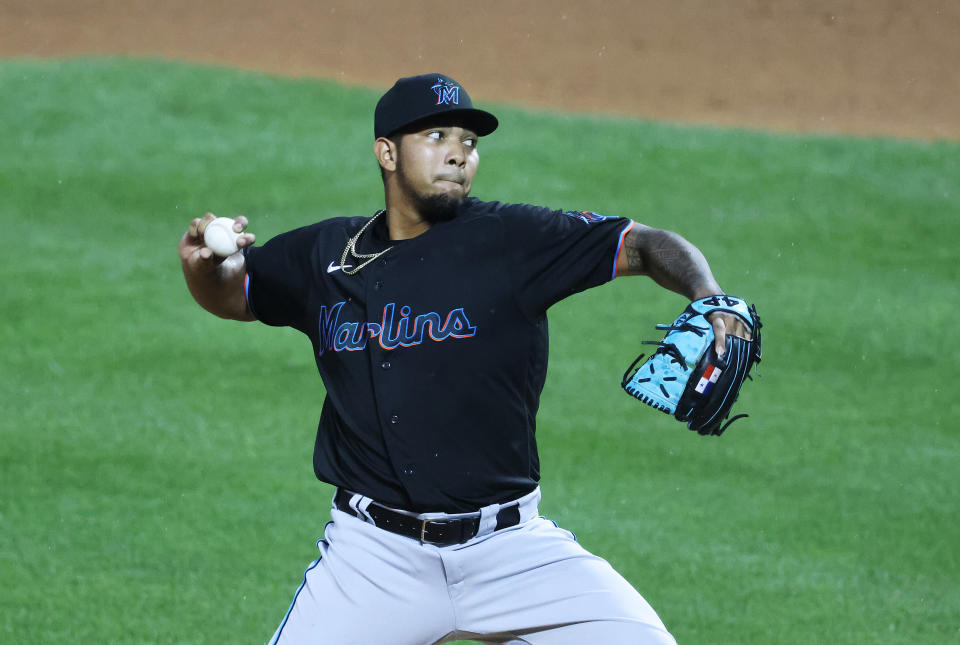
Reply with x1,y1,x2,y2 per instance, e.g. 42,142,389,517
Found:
1,58,957,644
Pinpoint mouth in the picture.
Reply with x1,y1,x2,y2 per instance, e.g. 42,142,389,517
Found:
435,174,465,186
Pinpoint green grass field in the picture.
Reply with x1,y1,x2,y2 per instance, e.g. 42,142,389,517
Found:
1,58,957,644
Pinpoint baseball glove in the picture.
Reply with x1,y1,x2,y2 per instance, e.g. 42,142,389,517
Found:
621,296,762,436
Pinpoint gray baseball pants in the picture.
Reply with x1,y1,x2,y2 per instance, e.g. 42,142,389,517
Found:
268,488,676,645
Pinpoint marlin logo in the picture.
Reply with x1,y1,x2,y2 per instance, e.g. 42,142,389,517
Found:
316,301,477,355
431,78,460,106
564,210,611,225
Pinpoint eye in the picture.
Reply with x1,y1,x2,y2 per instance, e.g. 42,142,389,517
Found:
427,131,443,141
464,138,478,149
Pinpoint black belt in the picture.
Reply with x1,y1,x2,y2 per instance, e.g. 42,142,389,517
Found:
334,489,522,546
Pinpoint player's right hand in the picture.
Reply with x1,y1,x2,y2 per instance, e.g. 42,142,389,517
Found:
179,213,256,266
179,213,257,321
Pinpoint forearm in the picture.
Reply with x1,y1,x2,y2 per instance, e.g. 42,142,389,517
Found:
617,224,723,300
181,250,253,321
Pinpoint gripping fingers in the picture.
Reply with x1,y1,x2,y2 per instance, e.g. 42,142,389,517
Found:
233,215,256,249
188,213,217,240
710,315,727,356
708,313,752,356
182,213,254,263
181,213,220,263
724,315,752,341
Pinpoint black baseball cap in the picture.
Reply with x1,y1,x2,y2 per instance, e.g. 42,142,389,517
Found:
374,73,498,139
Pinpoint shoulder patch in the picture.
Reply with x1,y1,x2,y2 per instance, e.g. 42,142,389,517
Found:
563,210,611,225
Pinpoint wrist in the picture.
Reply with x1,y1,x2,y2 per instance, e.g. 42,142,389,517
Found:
691,285,724,301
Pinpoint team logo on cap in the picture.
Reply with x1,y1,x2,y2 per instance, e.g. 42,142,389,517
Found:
431,78,461,106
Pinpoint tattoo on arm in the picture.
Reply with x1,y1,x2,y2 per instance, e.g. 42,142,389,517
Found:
623,226,721,299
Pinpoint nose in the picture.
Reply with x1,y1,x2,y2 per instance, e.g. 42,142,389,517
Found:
445,142,466,168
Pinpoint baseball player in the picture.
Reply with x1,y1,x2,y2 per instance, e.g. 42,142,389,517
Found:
179,73,750,644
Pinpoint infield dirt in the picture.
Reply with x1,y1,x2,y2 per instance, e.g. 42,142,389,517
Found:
2,0,958,140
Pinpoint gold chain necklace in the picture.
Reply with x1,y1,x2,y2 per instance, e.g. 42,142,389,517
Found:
340,210,391,275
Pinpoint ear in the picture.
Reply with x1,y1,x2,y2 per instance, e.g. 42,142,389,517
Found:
374,137,398,172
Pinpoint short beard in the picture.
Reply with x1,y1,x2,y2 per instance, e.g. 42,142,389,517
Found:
395,155,463,225
413,191,462,225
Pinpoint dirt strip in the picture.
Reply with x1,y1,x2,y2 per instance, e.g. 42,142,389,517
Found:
2,0,958,139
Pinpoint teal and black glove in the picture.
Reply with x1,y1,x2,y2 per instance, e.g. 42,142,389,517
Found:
622,296,762,436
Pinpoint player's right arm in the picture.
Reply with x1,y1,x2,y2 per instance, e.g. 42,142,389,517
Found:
179,213,256,321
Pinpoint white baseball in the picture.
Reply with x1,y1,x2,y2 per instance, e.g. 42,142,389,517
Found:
203,217,241,256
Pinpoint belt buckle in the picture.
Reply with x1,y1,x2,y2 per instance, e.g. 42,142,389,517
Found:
419,518,454,545
420,518,437,544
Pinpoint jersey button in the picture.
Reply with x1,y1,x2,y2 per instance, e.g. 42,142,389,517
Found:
381,360,391,370
374,280,383,291
389,414,399,425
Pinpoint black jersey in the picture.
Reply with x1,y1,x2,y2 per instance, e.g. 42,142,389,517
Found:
244,197,634,512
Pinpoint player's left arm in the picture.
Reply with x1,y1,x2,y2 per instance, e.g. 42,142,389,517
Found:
614,222,751,352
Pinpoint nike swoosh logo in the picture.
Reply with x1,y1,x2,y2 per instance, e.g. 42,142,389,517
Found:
327,261,354,273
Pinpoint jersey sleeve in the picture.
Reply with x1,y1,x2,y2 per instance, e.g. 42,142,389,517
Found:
242,224,320,328
498,203,634,316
